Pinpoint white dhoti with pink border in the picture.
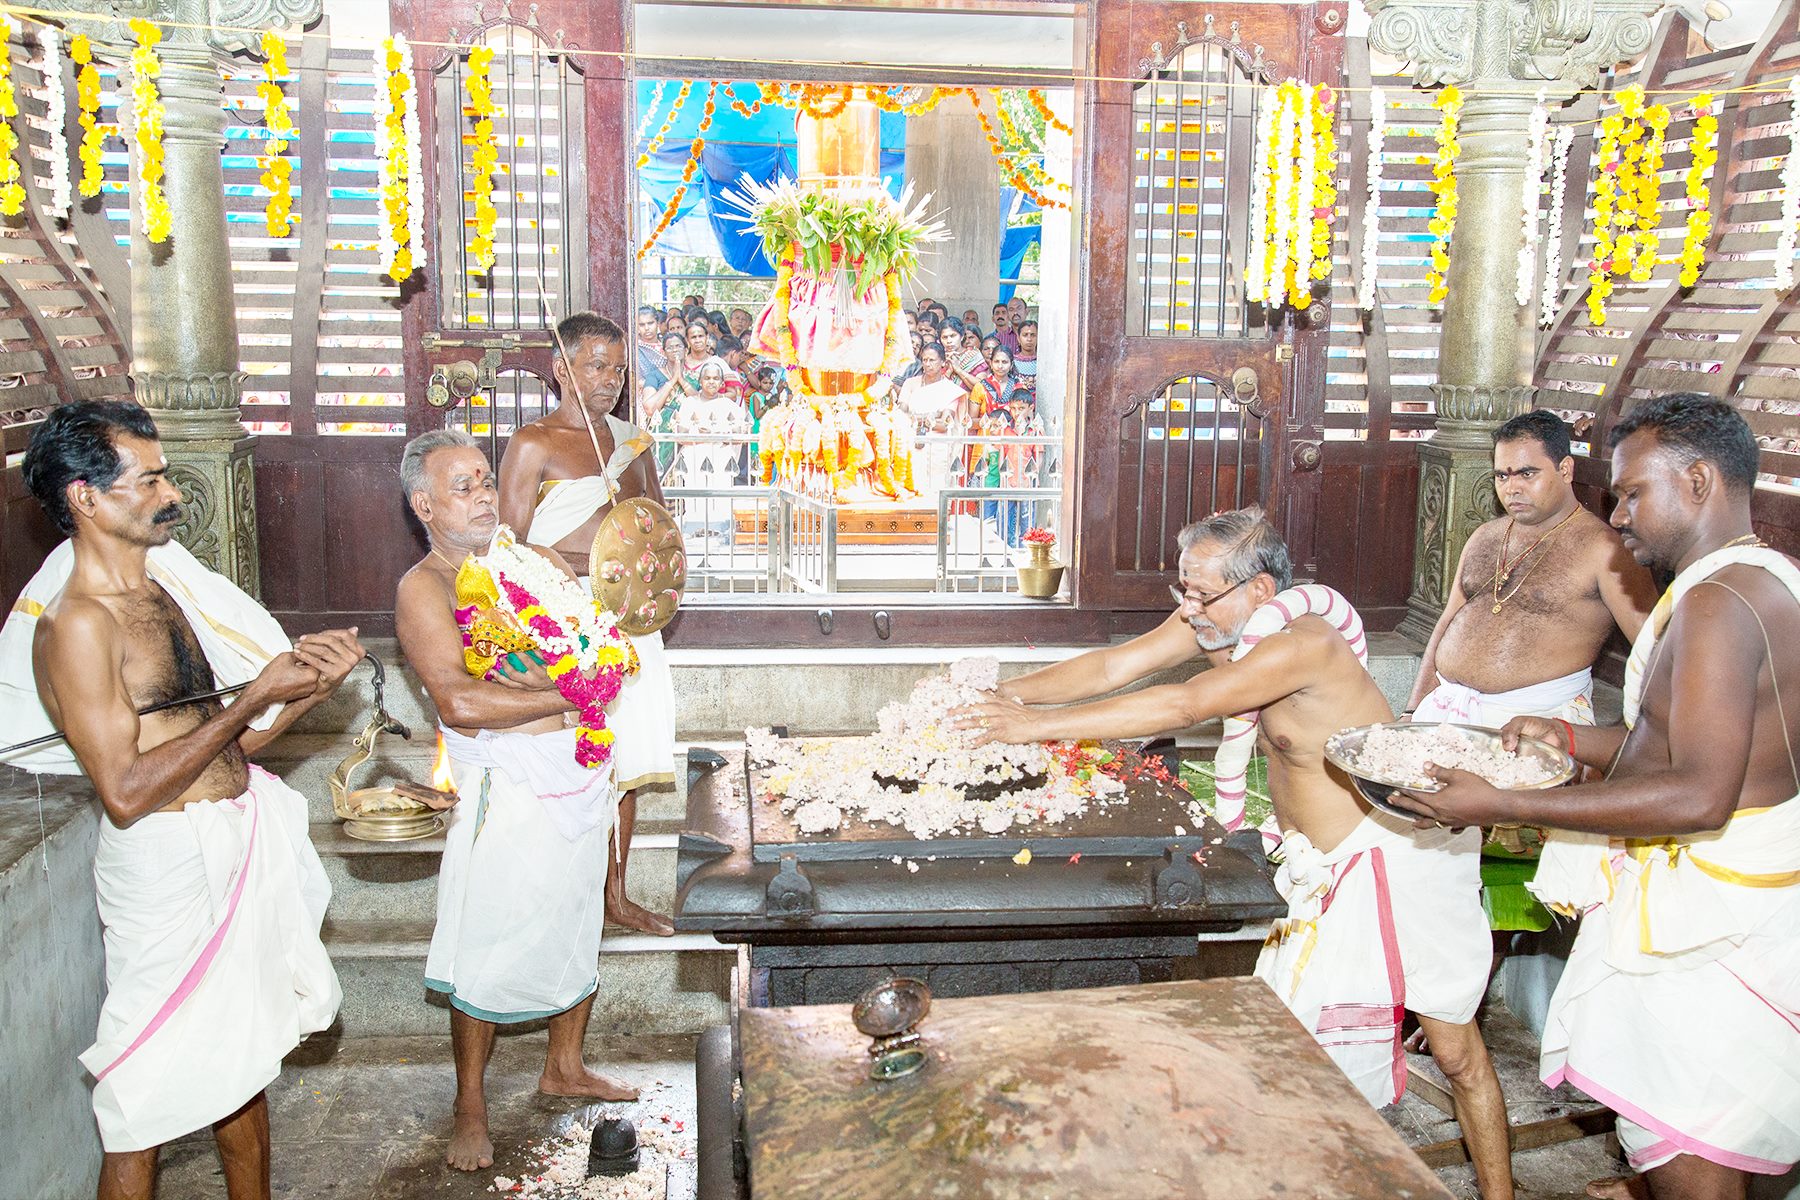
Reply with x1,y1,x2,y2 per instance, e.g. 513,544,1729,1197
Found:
81,766,339,1152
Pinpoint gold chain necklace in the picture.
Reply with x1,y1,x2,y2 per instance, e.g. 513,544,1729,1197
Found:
1719,532,1767,551
429,544,467,574
1491,508,1581,614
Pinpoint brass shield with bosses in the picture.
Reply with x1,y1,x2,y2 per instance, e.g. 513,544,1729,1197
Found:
590,497,687,635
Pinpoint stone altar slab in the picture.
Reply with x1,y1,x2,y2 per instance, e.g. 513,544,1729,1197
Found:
739,977,1454,1200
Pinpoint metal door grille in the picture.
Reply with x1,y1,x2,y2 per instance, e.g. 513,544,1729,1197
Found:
1129,40,1266,339
436,22,584,329
1118,376,1261,572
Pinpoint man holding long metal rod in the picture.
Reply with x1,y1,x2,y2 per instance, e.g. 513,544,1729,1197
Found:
0,401,364,1200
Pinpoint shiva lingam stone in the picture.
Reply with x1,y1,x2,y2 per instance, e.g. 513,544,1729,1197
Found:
1017,536,1066,599
852,977,932,1080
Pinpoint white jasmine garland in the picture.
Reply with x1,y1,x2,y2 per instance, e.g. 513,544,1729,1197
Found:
1517,96,1548,308
399,38,425,274
1245,84,1277,304
39,28,70,219
371,39,397,274
1359,86,1385,312
1778,74,1800,293
635,79,667,146
1540,125,1573,327
1293,83,1318,297
1268,84,1299,313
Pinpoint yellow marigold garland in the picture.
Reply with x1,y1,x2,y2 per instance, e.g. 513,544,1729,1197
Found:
638,79,690,168
968,88,1067,211
724,82,762,120
1309,84,1338,283
1425,85,1462,306
257,31,294,238
71,34,103,199
0,14,22,218
1628,98,1669,282
127,19,171,243
636,81,718,260
465,44,500,273
1027,88,1073,136
1680,93,1717,288
373,36,420,281
993,89,1071,197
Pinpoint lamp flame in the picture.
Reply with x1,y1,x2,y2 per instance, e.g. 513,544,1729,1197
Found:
431,733,456,794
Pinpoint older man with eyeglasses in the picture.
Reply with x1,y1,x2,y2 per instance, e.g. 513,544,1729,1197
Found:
954,505,1518,1200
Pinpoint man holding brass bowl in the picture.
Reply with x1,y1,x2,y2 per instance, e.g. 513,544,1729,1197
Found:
397,430,641,1174
1392,396,1800,1200
954,507,1517,1200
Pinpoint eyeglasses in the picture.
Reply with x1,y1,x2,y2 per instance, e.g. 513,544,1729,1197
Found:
1168,578,1247,610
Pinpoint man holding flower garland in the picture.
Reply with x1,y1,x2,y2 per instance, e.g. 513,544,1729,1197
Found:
397,429,640,1174
498,311,678,938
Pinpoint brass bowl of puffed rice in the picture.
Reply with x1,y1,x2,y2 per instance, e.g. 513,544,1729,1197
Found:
1323,721,1575,820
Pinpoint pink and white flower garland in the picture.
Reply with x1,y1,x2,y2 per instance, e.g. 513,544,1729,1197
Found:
1540,125,1573,327
1517,97,1549,309
1777,74,1800,293
1359,86,1385,311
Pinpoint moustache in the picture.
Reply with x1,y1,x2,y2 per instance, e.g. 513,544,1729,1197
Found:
152,504,183,525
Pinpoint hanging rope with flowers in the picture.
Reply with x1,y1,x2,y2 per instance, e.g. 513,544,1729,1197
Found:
0,13,22,219
967,88,1067,211
1517,97,1549,310
465,43,500,274
127,18,171,243
38,27,70,219
1623,88,1670,284
1026,88,1073,136
993,89,1071,198
723,81,762,119
1245,80,1334,312
635,78,668,143
637,79,690,168
1424,84,1461,307
1539,125,1573,327
70,32,102,199
1586,85,1668,325
1682,92,1718,288
1358,86,1385,312
636,80,718,260
257,31,294,238
372,35,421,281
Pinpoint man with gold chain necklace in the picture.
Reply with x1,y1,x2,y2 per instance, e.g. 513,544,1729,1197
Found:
1396,394,1800,1200
1406,409,1656,735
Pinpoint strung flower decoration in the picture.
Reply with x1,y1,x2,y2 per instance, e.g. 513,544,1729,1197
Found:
1245,85,1277,305
969,88,1067,210
127,18,170,243
0,14,22,218
70,33,103,199
1776,80,1798,292
724,81,763,119
257,31,294,238
636,81,717,260
637,79,690,168
1588,99,1625,326
1307,83,1338,287
1539,125,1573,327
39,28,71,219
993,88,1070,197
1627,96,1670,283
1680,92,1717,289
634,79,667,144
464,44,501,274
1425,85,1462,307
1027,88,1074,136
1517,97,1549,309
372,35,421,281
1267,80,1303,307
1358,86,1385,312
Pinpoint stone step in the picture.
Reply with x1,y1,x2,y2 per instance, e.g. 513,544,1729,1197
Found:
294,636,1429,742
321,918,734,1037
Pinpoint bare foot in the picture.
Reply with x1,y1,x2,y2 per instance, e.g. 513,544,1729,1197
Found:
447,1109,494,1172
1404,1027,1430,1054
540,1065,640,1101
1585,1178,1650,1200
606,894,676,937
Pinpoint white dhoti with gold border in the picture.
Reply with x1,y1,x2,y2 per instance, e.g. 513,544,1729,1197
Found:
82,767,339,1151
426,726,615,1022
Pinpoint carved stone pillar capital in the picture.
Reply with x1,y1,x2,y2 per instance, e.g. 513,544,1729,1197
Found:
1432,382,1537,447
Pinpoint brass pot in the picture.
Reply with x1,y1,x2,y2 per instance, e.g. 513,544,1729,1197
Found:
1016,562,1066,599
1026,540,1057,568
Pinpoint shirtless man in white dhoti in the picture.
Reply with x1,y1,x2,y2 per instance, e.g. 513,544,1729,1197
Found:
9,401,363,1200
398,429,639,1173
499,311,677,937
1398,394,1800,1200
1406,408,1656,734
955,508,1517,1200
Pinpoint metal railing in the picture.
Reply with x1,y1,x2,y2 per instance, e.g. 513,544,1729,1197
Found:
651,432,1063,598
